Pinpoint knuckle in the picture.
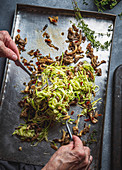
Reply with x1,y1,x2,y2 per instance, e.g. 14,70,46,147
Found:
74,150,85,158
1,30,9,36
84,146,90,152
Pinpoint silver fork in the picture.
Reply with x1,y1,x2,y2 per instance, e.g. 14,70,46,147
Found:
15,59,31,76
66,120,73,141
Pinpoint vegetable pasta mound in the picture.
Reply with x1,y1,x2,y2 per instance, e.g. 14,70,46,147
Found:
13,61,100,143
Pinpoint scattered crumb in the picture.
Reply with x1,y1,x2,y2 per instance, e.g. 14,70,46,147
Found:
18,146,22,151
23,82,26,86
42,24,48,31
17,29,21,33
61,32,64,36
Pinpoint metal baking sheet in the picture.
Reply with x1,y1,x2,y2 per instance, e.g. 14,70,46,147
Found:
0,4,116,169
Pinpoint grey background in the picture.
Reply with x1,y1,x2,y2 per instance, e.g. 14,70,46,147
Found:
0,0,122,170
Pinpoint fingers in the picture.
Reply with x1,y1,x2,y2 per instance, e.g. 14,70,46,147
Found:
72,137,93,170
89,155,93,164
0,30,20,61
85,155,93,170
84,146,90,158
83,147,91,170
0,40,18,61
5,33,20,61
82,147,92,170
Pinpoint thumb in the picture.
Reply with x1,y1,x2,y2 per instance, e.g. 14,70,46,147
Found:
72,135,84,150
0,41,18,61
65,141,74,150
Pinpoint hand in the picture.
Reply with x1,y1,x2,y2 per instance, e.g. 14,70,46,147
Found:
42,135,93,170
0,30,20,61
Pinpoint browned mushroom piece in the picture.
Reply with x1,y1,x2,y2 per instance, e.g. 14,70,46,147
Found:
78,130,83,137
24,85,30,92
73,126,78,135
53,138,62,143
69,100,76,106
63,115,70,120
86,43,92,51
77,45,84,54
91,56,98,68
20,108,28,118
48,16,58,25
86,70,94,81
62,133,70,145
92,118,98,124
61,129,66,142
48,44,59,51
95,68,102,76
24,37,27,44
96,60,106,67
31,134,39,142
65,45,77,55
72,24,79,32
74,55,84,63
15,34,27,54
28,50,35,56
86,43,106,76
86,52,94,59
42,31,50,38
82,123,90,135
15,34,20,42
89,112,98,124
63,58,74,65
50,143,58,150
45,38,52,44
94,110,99,118
68,27,75,35
57,106,62,111
42,24,48,31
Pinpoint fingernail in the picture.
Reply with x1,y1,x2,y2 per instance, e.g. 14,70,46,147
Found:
12,54,17,61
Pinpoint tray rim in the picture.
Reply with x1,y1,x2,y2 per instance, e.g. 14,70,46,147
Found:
16,3,116,20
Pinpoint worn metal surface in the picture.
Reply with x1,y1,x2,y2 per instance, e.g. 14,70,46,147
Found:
0,4,116,169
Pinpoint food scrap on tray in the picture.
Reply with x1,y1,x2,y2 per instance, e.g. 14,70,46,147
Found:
48,16,58,25
56,24,85,65
13,19,106,148
15,34,27,54
42,31,59,50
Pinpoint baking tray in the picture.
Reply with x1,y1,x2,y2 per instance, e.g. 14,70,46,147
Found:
0,4,116,169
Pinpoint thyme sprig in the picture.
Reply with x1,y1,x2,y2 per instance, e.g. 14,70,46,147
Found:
83,0,88,5
87,129,97,144
72,0,112,50
118,12,122,19
94,0,118,12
